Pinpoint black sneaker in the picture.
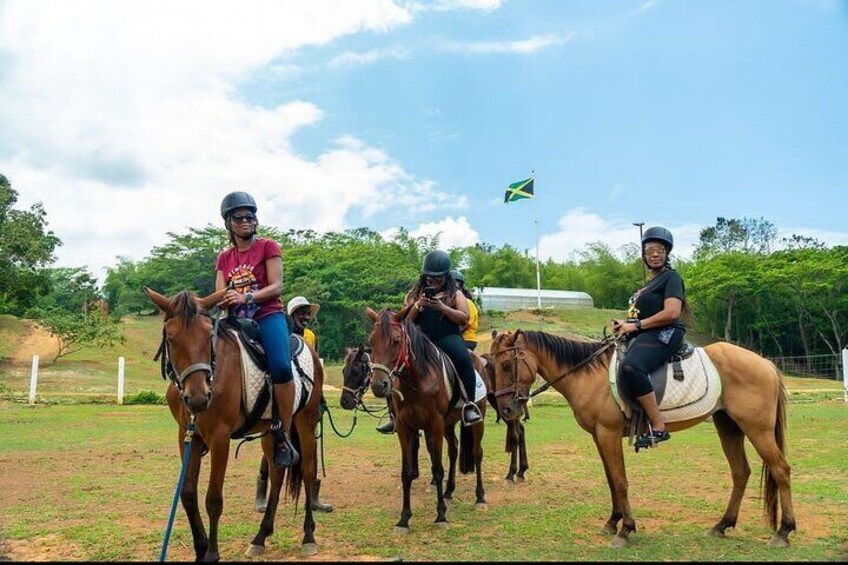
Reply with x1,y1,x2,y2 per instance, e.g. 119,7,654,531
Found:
273,430,300,468
635,429,670,449
375,418,395,434
462,403,483,427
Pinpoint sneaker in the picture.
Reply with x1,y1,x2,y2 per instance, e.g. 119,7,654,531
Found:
375,418,395,434
272,430,300,468
462,403,483,427
635,429,670,449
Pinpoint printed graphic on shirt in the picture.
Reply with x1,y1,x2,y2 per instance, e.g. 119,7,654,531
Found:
627,292,641,322
227,264,260,319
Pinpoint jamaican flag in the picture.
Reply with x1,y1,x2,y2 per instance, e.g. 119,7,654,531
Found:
504,177,534,203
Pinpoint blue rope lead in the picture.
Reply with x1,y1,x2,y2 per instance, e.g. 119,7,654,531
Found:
159,416,196,562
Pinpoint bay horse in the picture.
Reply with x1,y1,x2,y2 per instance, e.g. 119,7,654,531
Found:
144,287,324,560
366,308,487,532
490,329,795,548
480,352,529,483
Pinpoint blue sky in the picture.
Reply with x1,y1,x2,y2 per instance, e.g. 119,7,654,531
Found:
1,0,846,281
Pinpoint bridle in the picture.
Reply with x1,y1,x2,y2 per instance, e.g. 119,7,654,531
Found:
341,350,373,408
491,344,535,402
369,319,414,401
154,309,222,393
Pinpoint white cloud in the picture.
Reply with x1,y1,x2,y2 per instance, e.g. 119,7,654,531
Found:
0,1,474,281
444,32,573,54
635,0,660,14
609,182,625,201
537,208,702,261
329,47,411,69
383,216,479,249
406,0,505,13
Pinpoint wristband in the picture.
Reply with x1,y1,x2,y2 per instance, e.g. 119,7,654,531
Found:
245,293,255,304
635,319,642,331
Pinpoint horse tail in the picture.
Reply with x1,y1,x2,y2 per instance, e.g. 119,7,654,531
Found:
459,425,475,474
284,423,304,505
760,365,787,530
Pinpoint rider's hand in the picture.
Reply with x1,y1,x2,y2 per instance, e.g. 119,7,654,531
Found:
221,290,245,308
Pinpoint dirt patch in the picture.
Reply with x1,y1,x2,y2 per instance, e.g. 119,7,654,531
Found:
0,534,84,562
6,322,59,367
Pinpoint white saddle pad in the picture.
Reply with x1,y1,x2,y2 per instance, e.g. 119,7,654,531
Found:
609,347,722,423
438,354,487,408
233,330,315,419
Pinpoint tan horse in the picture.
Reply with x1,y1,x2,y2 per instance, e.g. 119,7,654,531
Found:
490,329,794,548
145,288,324,560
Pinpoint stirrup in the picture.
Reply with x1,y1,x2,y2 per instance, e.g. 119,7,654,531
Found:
634,429,670,450
461,402,482,427
272,429,300,468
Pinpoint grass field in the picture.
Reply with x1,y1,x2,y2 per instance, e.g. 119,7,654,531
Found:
1,308,846,561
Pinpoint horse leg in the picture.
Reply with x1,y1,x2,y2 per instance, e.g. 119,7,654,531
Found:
202,436,231,562
410,431,421,482
744,427,795,547
516,421,529,482
255,455,269,512
443,425,458,500
179,432,209,562
297,415,319,556
709,411,750,538
248,435,282,557
504,421,518,483
395,428,415,533
592,426,633,546
425,423,448,525
473,420,486,507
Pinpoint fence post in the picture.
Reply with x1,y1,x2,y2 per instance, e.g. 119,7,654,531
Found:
28,355,39,405
118,356,126,405
842,349,848,404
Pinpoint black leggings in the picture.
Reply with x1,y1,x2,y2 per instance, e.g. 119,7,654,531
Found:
620,328,684,398
433,333,477,402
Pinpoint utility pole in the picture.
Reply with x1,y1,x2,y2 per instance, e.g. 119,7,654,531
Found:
633,222,646,284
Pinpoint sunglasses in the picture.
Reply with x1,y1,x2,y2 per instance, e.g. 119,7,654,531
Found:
231,214,256,223
644,246,667,255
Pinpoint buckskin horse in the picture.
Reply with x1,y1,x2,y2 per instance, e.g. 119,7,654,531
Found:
490,329,794,548
366,308,488,532
145,288,324,560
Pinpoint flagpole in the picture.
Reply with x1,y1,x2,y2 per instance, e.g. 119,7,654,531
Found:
532,171,540,308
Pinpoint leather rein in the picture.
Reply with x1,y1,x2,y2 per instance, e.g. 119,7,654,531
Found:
154,308,223,392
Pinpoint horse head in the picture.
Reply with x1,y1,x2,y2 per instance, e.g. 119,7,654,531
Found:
489,329,539,421
340,344,372,410
365,307,408,399
145,287,226,414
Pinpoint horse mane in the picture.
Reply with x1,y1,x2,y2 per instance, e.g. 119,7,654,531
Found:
523,331,608,370
377,310,447,375
166,290,235,343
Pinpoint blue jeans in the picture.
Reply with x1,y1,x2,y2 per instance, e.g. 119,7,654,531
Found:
258,313,293,384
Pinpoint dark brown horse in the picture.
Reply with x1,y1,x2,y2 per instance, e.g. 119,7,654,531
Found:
145,288,325,560
366,308,487,532
490,329,795,548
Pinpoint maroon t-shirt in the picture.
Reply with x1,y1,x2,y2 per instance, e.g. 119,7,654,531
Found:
215,238,284,320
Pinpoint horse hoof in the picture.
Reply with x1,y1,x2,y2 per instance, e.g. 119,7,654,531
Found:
254,503,267,513
503,479,515,487
514,476,526,484
708,527,726,538
768,535,789,548
301,543,319,556
610,535,629,548
434,521,450,529
393,526,410,535
246,544,265,557
475,503,488,511
600,525,617,536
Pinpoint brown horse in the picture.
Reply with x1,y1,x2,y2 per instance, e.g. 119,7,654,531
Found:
490,329,795,548
366,308,487,532
145,288,324,560
480,352,530,483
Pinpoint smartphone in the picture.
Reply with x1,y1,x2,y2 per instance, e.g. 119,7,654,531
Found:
423,287,438,298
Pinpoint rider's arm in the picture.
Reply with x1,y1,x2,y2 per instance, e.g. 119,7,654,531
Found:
637,297,682,331
434,291,469,326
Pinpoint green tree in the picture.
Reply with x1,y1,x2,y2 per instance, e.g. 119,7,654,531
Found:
28,306,125,364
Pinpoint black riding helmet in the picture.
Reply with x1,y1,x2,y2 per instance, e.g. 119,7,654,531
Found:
220,191,257,219
451,269,465,284
422,250,451,276
642,226,674,253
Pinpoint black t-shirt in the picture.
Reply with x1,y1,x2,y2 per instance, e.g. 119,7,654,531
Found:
630,269,686,330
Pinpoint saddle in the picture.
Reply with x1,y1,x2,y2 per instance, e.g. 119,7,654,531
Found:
430,346,488,411
225,317,314,440
609,339,722,447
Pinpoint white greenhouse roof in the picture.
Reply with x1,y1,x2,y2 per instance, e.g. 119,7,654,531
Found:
478,287,593,300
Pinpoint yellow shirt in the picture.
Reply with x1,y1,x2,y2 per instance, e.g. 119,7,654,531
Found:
462,299,479,343
303,327,317,350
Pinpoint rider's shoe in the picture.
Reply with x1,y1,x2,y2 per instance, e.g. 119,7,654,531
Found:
462,402,483,427
634,429,671,449
375,417,395,434
272,426,300,468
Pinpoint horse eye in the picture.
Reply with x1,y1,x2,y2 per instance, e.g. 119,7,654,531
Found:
501,362,511,371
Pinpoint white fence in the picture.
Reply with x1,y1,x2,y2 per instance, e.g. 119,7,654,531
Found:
768,353,843,380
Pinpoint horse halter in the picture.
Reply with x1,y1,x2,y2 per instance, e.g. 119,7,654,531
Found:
491,344,534,402
341,350,373,408
369,319,414,396
154,310,221,393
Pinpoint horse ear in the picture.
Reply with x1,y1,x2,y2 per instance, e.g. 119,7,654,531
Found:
365,307,379,322
144,287,170,312
357,343,365,354
198,288,228,311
